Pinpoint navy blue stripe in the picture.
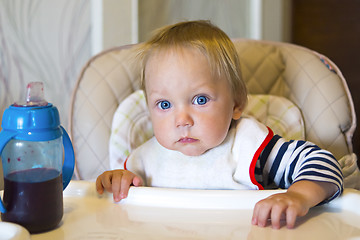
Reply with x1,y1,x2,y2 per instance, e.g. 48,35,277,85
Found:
303,156,343,176
287,142,318,184
321,152,338,161
257,135,281,187
279,175,286,188
287,155,299,185
297,171,342,185
299,163,343,180
268,141,290,182
273,140,307,187
279,141,297,187
259,135,281,169
295,140,307,149
304,145,322,157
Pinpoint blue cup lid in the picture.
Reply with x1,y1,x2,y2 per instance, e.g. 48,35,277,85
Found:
1,103,62,141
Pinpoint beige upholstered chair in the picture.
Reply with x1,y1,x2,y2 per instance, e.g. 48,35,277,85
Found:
69,39,356,180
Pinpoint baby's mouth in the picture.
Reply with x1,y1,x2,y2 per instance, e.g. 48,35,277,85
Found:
177,137,199,143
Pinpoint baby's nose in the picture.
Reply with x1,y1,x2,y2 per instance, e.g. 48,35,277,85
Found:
175,110,194,127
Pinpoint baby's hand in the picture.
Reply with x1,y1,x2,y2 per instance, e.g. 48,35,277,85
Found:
251,191,310,229
252,180,336,229
96,170,143,202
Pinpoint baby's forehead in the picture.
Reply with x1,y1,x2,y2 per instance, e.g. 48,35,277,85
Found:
144,45,229,84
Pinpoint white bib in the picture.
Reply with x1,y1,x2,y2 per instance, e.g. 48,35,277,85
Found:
125,117,273,190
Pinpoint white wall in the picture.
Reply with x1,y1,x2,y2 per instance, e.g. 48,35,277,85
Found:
0,0,91,128
91,0,139,55
95,0,288,49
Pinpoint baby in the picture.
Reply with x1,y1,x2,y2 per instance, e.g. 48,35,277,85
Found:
96,20,343,229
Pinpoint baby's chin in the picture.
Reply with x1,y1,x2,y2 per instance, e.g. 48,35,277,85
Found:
165,145,208,157
157,138,212,156
176,146,211,157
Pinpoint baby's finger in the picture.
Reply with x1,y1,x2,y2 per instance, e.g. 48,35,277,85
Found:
257,207,271,227
285,207,298,229
111,171,123,202
252,201,271,227
119,172,134,199
95,176,104,194
132,176,143,187
251,203,260,225
97,171,113,193
270,204,286,229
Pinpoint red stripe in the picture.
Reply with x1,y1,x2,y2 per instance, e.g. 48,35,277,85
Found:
249,127,274,190
124,157,129,170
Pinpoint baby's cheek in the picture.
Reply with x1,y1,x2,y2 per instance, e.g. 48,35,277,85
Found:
205,123,230,146
153,129,174,150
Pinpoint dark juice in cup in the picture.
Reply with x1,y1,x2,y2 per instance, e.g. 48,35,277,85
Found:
1,168,63,233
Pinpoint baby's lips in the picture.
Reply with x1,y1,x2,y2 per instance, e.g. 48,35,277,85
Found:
178,137,199,143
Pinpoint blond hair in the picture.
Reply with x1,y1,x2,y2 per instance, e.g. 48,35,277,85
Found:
137,20,248,111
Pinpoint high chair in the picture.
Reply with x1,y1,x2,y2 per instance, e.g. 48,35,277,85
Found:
69,39,358,188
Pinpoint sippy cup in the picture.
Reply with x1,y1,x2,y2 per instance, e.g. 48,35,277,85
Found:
0,82,75,233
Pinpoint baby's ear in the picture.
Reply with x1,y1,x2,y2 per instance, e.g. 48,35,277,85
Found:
232,104,242,120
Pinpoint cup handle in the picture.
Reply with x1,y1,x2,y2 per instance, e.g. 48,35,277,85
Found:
0,130,17,213
60,127,75,190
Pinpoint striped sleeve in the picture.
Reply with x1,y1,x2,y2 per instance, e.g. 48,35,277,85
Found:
256,134,344,201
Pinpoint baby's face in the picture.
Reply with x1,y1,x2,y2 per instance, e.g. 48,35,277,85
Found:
145,47,241,156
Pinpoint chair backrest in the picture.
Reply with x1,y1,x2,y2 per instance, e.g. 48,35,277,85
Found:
69,39,356,180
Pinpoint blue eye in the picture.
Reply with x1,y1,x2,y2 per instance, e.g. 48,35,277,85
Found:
193,95,208,105
157,100,171,110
